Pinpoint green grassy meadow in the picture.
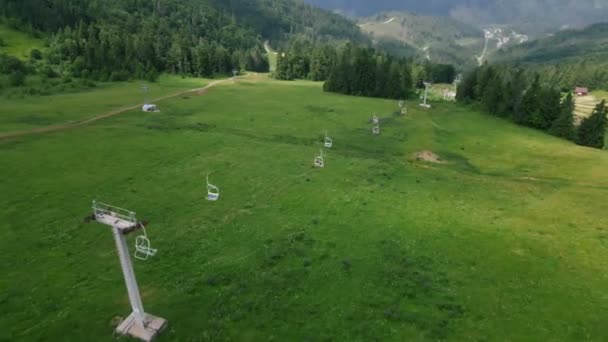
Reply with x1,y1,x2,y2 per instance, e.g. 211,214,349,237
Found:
1,75,608,341
0,75,209,133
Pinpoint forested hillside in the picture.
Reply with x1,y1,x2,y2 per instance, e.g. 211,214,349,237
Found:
0,0,365,86
358,11,483,66
491,23,608,90
457,63,607,149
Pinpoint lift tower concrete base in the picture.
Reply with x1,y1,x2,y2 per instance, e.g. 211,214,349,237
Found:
91,201,167,342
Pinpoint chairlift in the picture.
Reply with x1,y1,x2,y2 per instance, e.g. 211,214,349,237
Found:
142,104,160,113
324,132,333,148
314,149,324,168
134,223,157,261
373,124,380,135
206,174,220,201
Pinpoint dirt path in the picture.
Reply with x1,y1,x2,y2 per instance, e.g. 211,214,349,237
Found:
0,76,243,140
476,35,489,66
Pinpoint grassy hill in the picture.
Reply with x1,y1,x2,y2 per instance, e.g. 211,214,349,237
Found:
358,12,484,66
1,75,608,340
0,23,44,59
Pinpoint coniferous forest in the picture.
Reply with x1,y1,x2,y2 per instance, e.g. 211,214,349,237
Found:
457,64,607,149
0,0,458,102
274,40,456,100
0,0,366,85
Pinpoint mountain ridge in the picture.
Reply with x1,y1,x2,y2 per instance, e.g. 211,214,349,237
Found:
302,0,608,34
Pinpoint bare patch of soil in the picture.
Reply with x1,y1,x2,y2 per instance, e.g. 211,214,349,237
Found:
414,150,443,163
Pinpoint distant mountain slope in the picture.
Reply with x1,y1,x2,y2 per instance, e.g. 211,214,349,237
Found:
358,12,483,66
491,23,608,90
303,0,608,34
492,23,608,64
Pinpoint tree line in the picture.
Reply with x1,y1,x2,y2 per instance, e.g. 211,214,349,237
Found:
457,64,606,149
274,40,456,100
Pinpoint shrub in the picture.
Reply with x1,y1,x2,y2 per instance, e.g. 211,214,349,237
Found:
109,70,129,82
30,49,43,60
41,65,59,78
8,70,25,86
0,54,26,74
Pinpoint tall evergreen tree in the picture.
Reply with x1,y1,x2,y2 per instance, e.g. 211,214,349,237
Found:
456,68,478,102
537,87,562,130
549,92,575,140
519,74,542,126
576,100,607,148
400,62,414,100
506,69,527,121
482,72,504,115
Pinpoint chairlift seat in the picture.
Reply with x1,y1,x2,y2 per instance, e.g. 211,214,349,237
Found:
207,191,219,201
134,232,157,261
314,150,324,168
207,184,220,201
206,174,220,201
324,136,333,148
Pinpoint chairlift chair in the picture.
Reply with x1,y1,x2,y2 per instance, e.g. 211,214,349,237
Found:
134,223,157,261
324,132,333,148
314,149,324,168
206,174,220,201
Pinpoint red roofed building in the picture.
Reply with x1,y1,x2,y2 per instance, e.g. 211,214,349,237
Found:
575,87,589,96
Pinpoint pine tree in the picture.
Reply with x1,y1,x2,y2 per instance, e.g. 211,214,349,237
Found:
400,62,413,99
456,68,478,102
576,100,607,148
373,55,389,98
549,92,575,140
309,47,324,81
519,74,542,126
482,72,504,115
475,64,495,100
506,69,527,121
275,53,291,80
386,61,402,99
537,87,562,130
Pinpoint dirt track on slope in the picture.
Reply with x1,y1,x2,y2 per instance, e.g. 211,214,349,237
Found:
0,76,242,140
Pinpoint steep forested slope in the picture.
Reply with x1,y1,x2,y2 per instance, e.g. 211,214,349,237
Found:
0,0,366,81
